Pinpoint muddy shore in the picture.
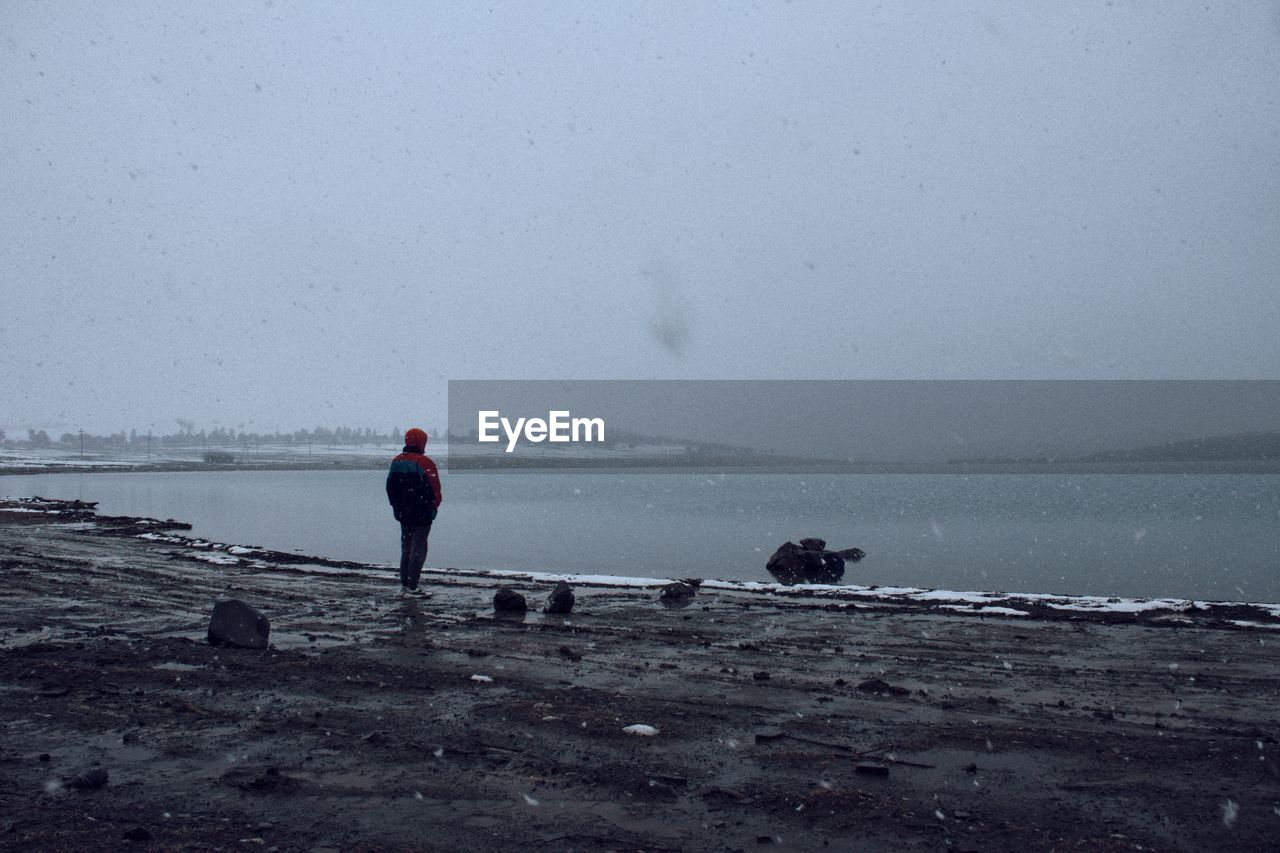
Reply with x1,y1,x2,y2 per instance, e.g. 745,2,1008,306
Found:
1,498,1278,851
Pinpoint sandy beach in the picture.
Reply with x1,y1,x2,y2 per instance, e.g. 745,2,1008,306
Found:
2,497,1278,851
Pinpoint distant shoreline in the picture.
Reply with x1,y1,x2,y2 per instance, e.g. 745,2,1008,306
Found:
5,457,1280,476
0,459,388,477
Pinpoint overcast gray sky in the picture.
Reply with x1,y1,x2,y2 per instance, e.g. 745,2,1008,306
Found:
3,1,1279,435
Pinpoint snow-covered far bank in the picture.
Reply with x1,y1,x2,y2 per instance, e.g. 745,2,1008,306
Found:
0,441,412,472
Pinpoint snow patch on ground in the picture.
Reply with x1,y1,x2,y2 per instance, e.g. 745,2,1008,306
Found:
192,553,240,566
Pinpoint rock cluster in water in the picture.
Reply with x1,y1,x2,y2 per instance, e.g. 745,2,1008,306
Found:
765,538,865,585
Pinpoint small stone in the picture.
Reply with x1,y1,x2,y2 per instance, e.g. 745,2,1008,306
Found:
207,599,270,650
752,671,771,681
123,826,151,841
493,588,527,613
544,582,574,614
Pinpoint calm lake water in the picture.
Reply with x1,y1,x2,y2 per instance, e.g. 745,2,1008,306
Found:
3,469,1279,602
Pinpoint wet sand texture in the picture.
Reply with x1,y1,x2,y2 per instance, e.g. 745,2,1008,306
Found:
1,498,1278,851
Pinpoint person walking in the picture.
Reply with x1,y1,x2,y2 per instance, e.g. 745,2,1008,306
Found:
385,427,442,597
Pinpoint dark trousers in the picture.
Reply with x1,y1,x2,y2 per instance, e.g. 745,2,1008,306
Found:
399,522,432,589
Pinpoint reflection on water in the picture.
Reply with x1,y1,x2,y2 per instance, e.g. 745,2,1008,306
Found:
2,469,1278,602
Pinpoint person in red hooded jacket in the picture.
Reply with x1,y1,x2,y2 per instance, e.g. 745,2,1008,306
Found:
385,427,442,596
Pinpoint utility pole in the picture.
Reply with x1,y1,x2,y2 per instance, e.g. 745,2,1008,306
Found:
79,428,84,460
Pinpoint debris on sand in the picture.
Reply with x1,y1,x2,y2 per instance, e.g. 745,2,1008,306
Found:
856,678,910,696
222,766,299,792
63,766,109,790
623,724,658,737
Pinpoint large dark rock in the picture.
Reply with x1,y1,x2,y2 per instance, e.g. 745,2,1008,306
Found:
493,588,528,613
207,599,270,649
658,581,697,609
766,540,865,585
544,582,575,614
660,582,696,601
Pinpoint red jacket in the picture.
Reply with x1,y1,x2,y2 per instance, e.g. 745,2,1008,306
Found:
386,448,442,525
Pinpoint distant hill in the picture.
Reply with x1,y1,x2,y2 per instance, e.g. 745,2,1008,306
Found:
1078,430,1280,463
